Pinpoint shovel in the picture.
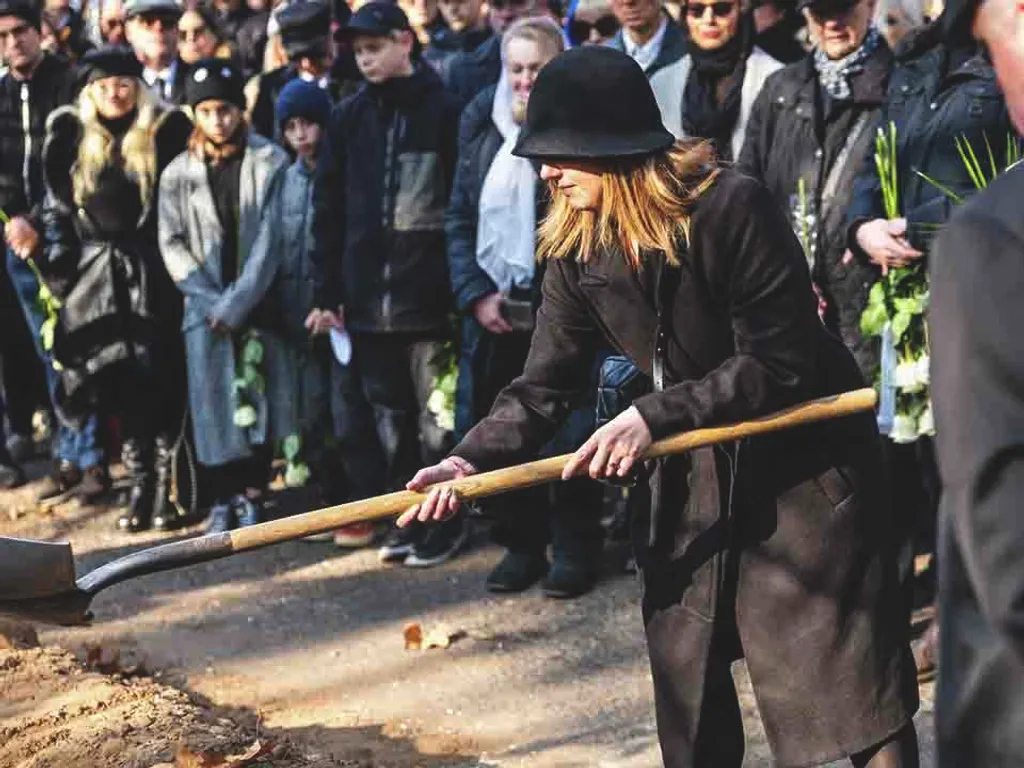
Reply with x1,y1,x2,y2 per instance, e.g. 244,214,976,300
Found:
0,389,876,626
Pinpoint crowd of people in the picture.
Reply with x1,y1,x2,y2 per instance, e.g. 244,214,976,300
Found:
0,0,1014,697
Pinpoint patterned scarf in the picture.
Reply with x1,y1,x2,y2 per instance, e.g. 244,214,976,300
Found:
813,26,880,101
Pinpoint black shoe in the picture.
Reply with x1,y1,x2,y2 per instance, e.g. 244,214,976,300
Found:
405,514,470,568
152,436,186,531
0,461,26,490
205,501,235,534
378,522,423,563
78,466,111,505
117,440,153,533
35,460,82,505
542,558,598,599
486,550,549,594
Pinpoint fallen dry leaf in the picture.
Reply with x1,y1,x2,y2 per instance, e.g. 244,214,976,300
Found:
403,622,423,651
174,740,274,768
82,641,148,678
422,626,466,650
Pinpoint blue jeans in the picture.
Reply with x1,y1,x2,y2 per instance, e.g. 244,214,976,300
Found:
6,250,103,469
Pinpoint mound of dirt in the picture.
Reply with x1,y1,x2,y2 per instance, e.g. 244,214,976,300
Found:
0,647,354,768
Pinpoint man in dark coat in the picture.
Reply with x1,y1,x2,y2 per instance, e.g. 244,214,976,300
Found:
210,0,267,76
930,0,1024,765
606,0,687,77
123,0,190,103
424,0,493,86
0,0,111,503
740,0,891,379
249,0,358,140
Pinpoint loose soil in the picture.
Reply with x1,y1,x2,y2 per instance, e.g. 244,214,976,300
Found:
0,467,936,767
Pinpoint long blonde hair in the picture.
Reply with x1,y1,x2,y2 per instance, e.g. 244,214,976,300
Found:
72,80,163,210
536,140,720,268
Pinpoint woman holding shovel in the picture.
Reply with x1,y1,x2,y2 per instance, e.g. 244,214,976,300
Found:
402,46,920,768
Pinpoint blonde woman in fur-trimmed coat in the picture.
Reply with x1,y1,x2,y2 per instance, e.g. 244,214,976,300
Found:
37,46,192,533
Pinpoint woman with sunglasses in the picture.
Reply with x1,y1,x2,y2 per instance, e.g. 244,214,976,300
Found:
402,47,919,767
565,0,620,46
650,0,782,160
177,6,232,67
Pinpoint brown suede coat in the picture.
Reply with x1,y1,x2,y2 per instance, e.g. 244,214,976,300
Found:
455,169,918,767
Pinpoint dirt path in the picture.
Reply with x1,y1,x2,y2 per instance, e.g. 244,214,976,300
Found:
0,475,936,767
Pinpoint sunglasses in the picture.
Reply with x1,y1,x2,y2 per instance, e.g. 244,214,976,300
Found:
567,14,620,45
179,24,209,41
685,1,736,17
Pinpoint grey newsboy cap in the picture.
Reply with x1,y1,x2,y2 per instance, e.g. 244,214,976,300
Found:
123,0,182,19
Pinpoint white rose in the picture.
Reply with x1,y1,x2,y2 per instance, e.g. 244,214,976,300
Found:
427,389,447,416
435,409,455,432
914,355,930,388
891,414,918,444
894,361,924,394
918,403,935,437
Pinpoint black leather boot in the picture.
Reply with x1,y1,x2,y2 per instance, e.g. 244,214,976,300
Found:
117,439,155,533
152,435,185,531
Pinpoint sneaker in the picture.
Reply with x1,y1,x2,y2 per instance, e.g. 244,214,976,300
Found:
542,558,598,599
0,461,26,490
486,550,549,594
234,495,262,528
6,434,34,463
405,514,470,568
378,523,423,563
205,502,236,534
333,521,378,548
35,460,82,506
78,466,112,505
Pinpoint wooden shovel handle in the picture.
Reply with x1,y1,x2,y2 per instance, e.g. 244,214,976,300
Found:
231,388,877,551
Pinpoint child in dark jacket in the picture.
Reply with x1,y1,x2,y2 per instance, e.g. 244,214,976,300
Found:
275,78,386,548
310,1,465,566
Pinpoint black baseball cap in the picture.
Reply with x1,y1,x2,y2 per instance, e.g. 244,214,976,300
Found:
338,1,413,39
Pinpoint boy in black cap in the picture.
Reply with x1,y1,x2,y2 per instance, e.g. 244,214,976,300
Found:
0,0,97,497
310,1,467,566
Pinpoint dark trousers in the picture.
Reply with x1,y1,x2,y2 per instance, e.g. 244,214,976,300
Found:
0,262,48,438
349,332,453,493
456,318,604,560
328,353,386,502
203,445,273,504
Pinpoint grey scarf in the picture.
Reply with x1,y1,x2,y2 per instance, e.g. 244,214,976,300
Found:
813,26,880,101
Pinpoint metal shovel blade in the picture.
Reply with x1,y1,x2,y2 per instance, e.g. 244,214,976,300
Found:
0,538,77,600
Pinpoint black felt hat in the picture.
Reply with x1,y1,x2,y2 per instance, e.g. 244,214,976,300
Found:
278,0,332,59
512,47,675,161
0,0,41,31
82,45,144,82
339,1,413,38
185,58,246,109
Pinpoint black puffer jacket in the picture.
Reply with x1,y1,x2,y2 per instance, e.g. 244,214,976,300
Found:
845,24,1015,257
739,43,893,377
447,34,502,106
0,53,79,225
311,64,461,334
39,106,192,420
424,25,493,89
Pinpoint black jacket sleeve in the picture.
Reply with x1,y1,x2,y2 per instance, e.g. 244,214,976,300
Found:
736,76,774,182
453,256,602,470
633,176,820,439
931,198,1024,660
445,92,498,313
310,103,347,310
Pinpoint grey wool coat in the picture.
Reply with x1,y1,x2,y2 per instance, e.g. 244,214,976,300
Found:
158,133,294,467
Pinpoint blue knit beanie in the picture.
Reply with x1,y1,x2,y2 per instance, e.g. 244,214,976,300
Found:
275,79,332,132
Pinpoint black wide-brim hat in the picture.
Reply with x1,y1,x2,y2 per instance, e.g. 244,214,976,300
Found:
513,47,675,161
82,46,144,82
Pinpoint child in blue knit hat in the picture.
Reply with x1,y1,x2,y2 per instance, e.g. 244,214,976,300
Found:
275,78,386,548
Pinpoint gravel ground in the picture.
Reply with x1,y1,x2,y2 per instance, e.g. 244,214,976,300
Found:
0,471,935,767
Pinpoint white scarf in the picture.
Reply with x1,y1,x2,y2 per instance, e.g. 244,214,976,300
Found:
475,69,537,293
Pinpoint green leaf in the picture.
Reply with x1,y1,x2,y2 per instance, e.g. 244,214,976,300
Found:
859,301,887,338
891,310,913,342
40,315,56,351
243,337,264,365
283,433,301,461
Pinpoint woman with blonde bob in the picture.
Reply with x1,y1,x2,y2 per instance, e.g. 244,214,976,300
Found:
36,45,192,533
403,47,920,767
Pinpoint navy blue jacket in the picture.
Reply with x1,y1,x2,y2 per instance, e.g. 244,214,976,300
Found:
311,64,462,333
